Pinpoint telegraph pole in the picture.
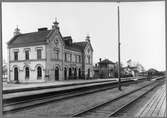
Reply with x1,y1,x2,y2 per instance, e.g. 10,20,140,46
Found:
117,1,122,91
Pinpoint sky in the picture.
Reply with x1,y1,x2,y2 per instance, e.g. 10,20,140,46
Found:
2,2,165,71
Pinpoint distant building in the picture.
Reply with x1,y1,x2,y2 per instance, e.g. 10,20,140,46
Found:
93,58,115,78
7,19,93,83
122,66,137,77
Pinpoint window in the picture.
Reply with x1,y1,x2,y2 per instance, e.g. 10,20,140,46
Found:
65,53,67,61
25,67,29,78
37,66,42,79
14,52,18,61
75,55,77,63
53,48,59,60
55,50,59,60
37,49,42,59
70,54,72,62
79,55,81,63
88,55,91,64
25,50,29,60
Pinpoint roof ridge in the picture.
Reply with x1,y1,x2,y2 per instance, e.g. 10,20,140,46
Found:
73,41,87,44
18,29,52,36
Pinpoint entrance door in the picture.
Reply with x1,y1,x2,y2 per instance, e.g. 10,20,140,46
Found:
74,68,77,79
69,68,72,80
78,68,81,79
87,69,90,79
64,67,67,80
55,67,59,80
14,67,19,81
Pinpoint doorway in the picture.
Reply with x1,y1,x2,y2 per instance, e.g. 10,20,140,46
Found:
64,67,67,80
55,67,59,80
14,67,19,81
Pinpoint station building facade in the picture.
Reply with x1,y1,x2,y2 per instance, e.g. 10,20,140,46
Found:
7,19,93,83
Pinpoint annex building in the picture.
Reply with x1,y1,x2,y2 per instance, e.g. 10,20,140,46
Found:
7,19,93,83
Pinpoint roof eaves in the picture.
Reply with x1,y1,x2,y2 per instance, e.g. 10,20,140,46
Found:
8,42,47,48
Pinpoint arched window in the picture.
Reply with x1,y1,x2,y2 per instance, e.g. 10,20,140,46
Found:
37,66,42,79
25,67,29,79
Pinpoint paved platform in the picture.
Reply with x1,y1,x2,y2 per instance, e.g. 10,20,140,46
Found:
136,84,166,117
3,78,120,94
3,76,147,91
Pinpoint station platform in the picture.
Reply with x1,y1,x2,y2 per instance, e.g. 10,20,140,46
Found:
3,76,147,91
136,84,166,117
3,78,119,93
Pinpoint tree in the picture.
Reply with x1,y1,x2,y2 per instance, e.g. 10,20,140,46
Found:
136,63,145,72
126,59,145,77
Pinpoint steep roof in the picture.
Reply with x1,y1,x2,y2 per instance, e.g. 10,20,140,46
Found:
147,68,159,73
98,59,115,64
73,42,88,49
8,29,89,52
8,30,51,47
62,37,88,52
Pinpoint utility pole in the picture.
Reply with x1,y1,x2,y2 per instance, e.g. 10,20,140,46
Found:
0,3,2,118
117,1,122,91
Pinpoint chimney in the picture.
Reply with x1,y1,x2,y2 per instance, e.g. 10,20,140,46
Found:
99,58,102,62
64,36,72,46
38,27,48,32
13,26,21,36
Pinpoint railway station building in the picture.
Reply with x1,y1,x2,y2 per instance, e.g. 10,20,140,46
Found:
7,19,94,83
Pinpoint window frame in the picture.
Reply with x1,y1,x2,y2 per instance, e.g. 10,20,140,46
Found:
37,66,42,79
70,54,72,62
37,49,42,59
64,53,67,62
25,50,29,60
14,51,18,61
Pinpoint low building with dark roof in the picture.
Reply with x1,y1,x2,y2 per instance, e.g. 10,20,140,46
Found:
8,19,93,83
93,58,115,78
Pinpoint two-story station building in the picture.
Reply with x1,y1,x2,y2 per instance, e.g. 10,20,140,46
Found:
7,19,93,83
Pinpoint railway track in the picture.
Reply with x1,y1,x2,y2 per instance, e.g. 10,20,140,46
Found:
3,79,138,114
3,77,164,115
72,78,164,118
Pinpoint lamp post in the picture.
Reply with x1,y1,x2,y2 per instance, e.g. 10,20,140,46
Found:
117,1,122,91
